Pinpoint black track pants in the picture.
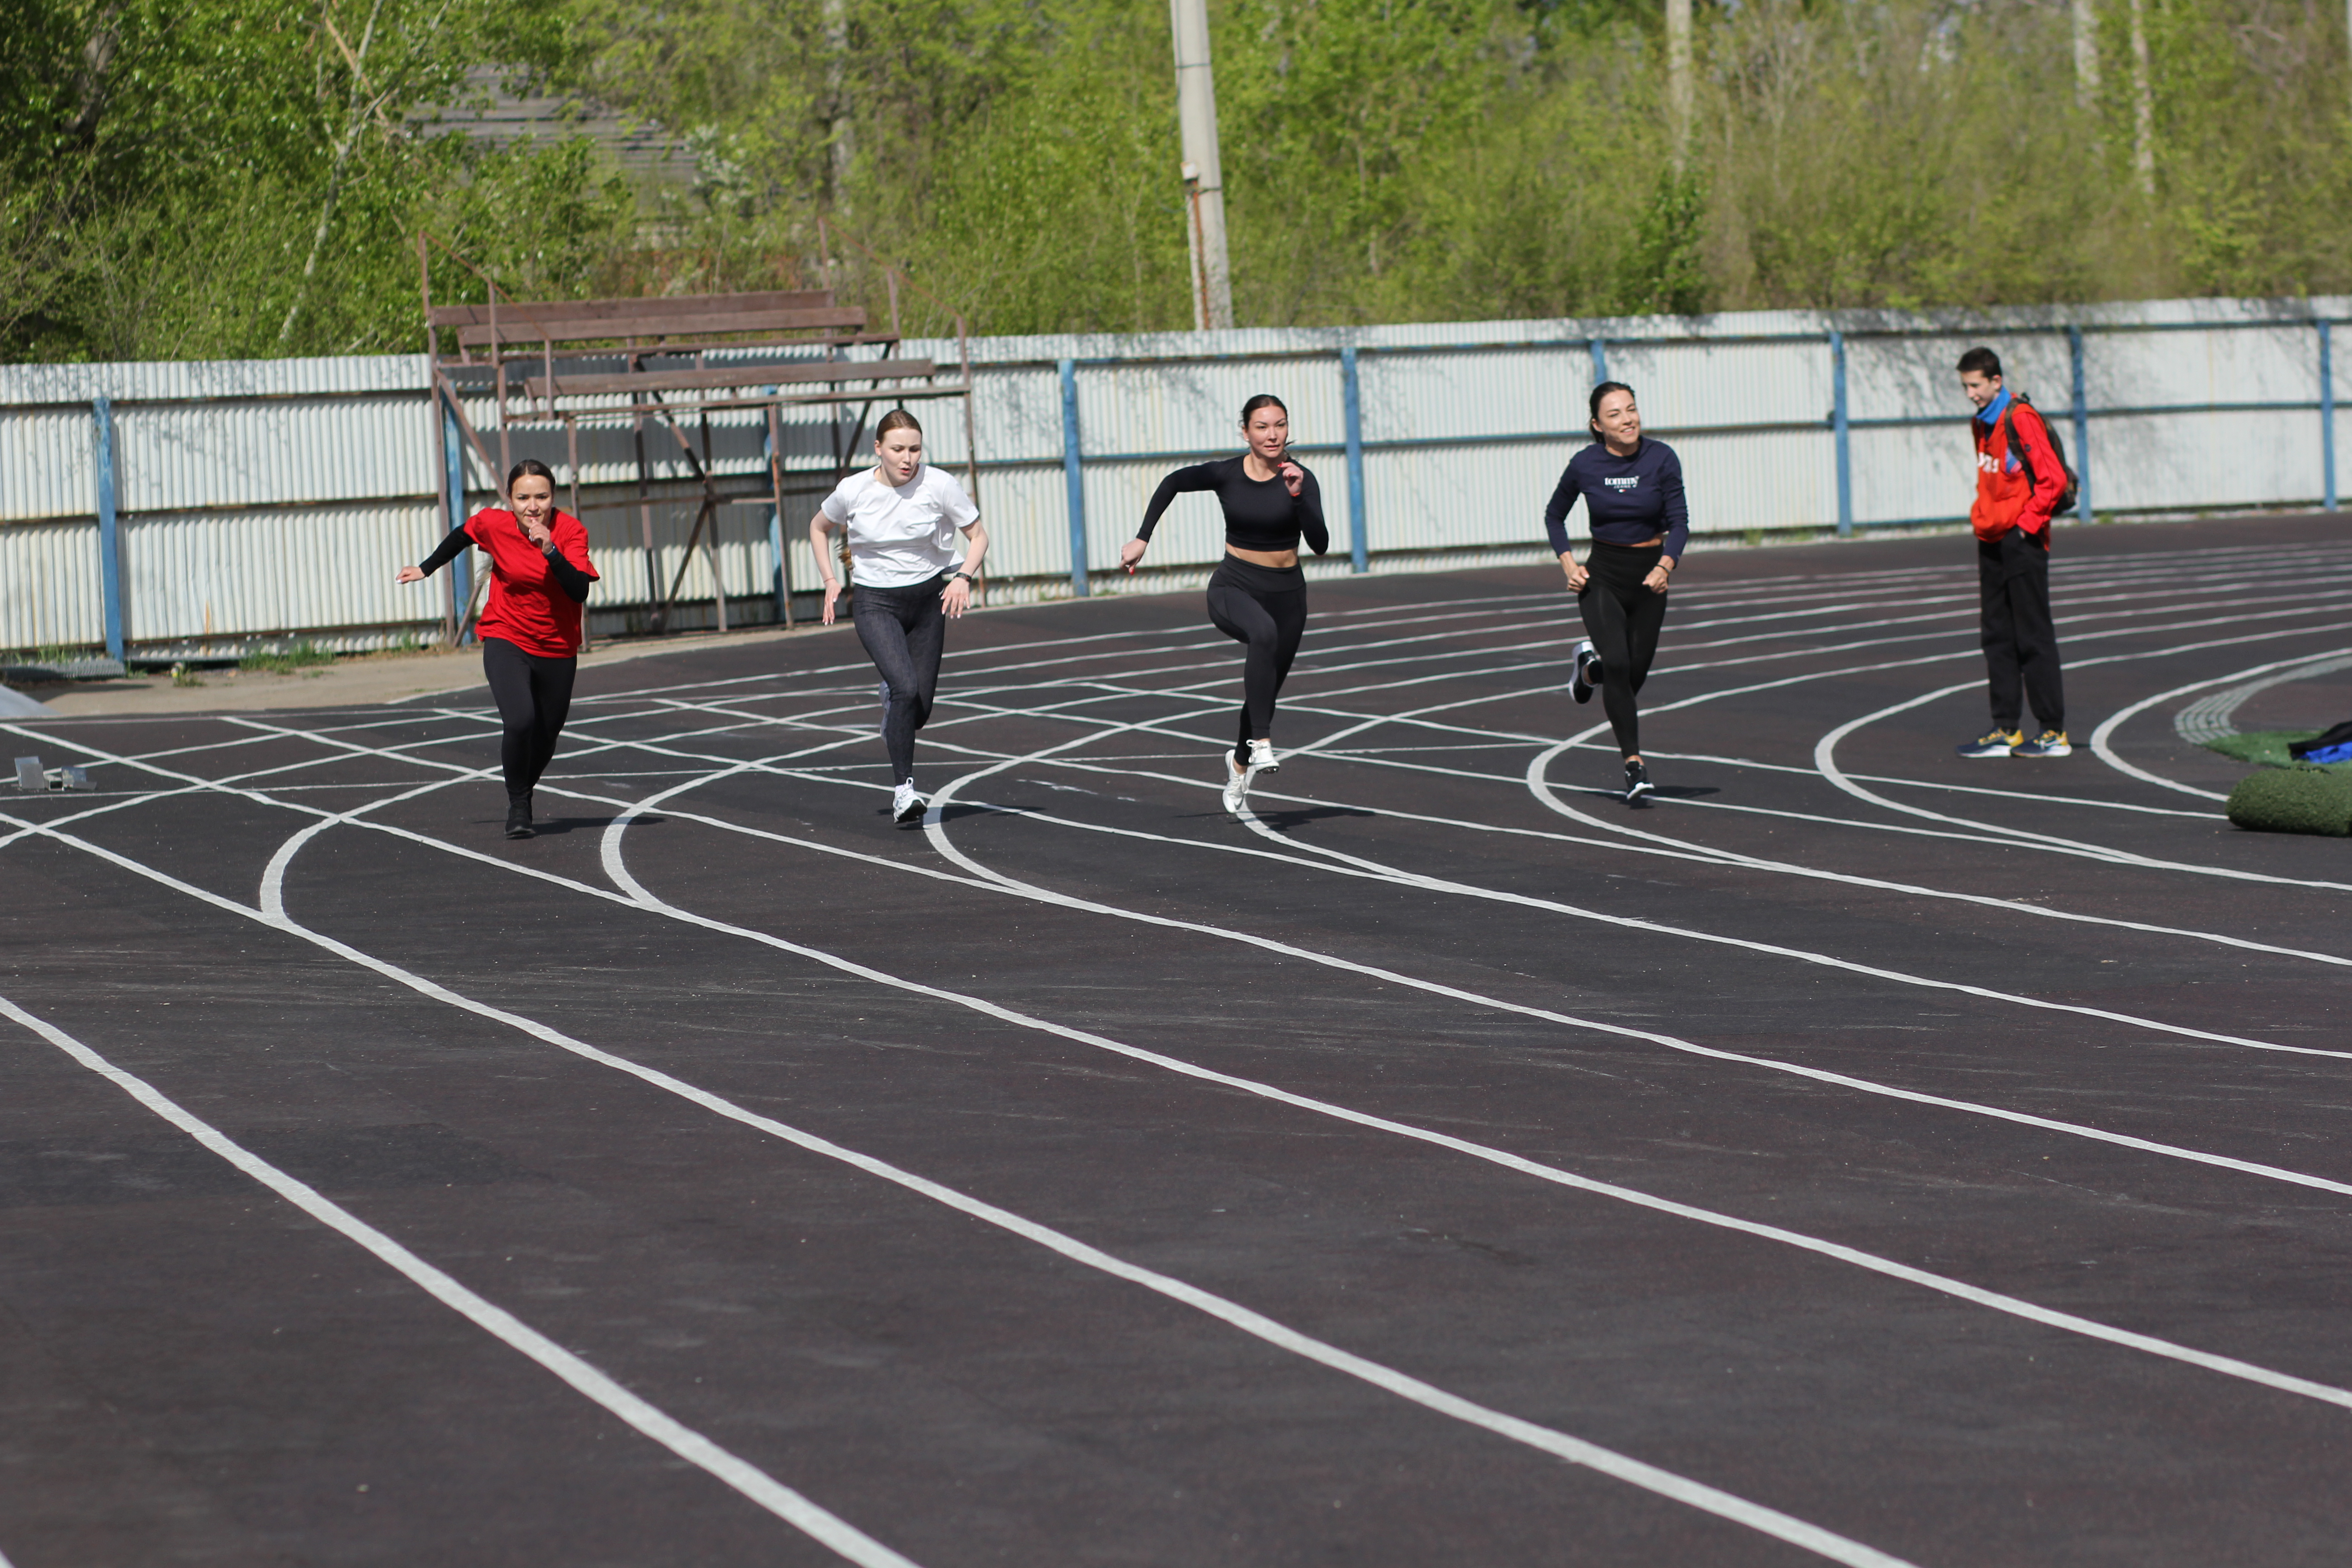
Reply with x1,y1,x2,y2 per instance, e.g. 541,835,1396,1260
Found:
1205,555,1308,762
1978,528,2064,733
853,576,948,785
1577,543,1669,759
482,636,577,804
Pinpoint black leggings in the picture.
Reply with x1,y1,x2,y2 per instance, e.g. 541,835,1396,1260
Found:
1978,529,2064,732
1205,555,1308,763
1577,543,1669,759
852,575,947,785
481,636,577,804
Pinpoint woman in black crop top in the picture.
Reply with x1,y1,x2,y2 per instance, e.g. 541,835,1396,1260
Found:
1123,393,1329,816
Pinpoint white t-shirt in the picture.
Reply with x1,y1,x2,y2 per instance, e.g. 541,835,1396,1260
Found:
820,465,980,588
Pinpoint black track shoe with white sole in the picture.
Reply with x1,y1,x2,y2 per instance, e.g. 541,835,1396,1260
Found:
1622,760,1654,803
1572,641,1602,705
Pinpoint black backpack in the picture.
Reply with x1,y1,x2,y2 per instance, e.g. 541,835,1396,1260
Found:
1998,396,2080,517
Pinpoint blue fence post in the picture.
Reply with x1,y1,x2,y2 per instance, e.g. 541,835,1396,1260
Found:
1058,358,1089,596
2320,320,2338,513
1829,332,1853,538
768,510,789,618
2067,326,2093,524
441,390,472,640
1341,346,1369,573
1589,338,1608,386
763,397,791,621
93,397,125,662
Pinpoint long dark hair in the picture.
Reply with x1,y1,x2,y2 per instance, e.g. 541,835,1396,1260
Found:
506,457,556,493
875,408,922,440
1588,382,1636,444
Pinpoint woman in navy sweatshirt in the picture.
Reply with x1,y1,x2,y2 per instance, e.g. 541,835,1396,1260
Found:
1543,382,1688,802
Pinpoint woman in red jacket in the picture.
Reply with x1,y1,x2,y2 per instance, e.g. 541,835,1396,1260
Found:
399,459,599,838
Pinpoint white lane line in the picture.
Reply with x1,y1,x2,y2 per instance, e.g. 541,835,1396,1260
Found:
80,694,2352,1422
991,619,2352,890
1812,667,2352,893
41,810,1914,1568
30,671,2352,1189
857,682,2352,975
2089,653,2352,801
564,544,2352,706
31,726,2352,1430
0,990,923,1568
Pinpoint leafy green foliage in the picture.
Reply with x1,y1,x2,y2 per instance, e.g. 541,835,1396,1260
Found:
5,0,627,359
11,0,2352,359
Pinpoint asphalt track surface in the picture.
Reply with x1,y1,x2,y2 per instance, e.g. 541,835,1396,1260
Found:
3,514,2349,1568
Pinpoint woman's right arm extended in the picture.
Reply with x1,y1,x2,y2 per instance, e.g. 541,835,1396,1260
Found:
394,527,471,584
1120,463,1220,570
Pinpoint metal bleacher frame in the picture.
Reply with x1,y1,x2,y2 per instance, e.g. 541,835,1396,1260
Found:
418,226,979,640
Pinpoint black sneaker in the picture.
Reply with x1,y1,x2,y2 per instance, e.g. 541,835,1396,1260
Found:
1622,759,1654,803
505,801,534,839
1571,641,1602,705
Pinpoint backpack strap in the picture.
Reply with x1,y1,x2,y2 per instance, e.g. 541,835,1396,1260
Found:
2001,404,2043,495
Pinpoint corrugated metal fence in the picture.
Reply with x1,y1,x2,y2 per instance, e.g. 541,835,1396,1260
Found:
7,296,2348,658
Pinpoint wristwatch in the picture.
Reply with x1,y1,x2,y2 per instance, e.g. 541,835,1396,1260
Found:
948,570,976,584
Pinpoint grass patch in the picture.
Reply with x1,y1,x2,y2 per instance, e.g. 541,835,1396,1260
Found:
238,641,337,675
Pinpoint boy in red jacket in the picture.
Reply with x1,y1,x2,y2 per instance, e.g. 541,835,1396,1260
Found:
1955,346,2070,758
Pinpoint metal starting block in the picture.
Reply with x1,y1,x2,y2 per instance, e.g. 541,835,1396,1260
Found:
12,756,91,792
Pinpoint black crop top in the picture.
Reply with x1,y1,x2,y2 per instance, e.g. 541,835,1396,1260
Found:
1137,455,1330,555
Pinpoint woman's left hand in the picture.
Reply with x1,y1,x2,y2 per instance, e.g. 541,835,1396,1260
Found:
1276,460,1305,499
520,516,553,549
941,576,973,619
1643,563,1674,594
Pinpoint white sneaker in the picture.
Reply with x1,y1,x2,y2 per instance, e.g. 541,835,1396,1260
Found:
892,781,926,825
1221,755,1250,816
1247,739,1279,776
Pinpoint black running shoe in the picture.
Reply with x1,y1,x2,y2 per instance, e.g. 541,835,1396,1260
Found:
1622,759,1653,803
505,802,534,839
1571,641,1602,705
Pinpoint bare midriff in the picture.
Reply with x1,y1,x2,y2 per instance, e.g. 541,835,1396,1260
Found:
1594,535,1665,549
1226,544,1299,568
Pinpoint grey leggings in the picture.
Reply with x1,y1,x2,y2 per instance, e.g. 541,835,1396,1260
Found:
852,576,947,785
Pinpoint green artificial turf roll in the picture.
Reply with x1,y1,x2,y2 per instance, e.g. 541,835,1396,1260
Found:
2225,764,2352,837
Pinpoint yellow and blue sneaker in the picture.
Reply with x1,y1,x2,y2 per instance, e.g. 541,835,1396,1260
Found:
2012,730,2072,758
1956,728,2024,759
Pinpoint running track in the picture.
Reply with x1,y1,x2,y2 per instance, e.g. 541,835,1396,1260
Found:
3,514,2348,1568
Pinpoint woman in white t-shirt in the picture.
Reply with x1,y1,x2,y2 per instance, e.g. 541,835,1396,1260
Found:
810,409,989,825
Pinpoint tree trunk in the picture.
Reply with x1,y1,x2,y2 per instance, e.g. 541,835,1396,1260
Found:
1666,0,1693,166
2071,0,2101,108
2128,0,2154,196
279,0,392,345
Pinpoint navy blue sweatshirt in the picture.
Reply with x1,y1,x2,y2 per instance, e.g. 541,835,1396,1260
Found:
1138,456,1329,555
1543,438,1689,560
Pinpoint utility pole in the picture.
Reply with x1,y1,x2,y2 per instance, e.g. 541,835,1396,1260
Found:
1170,0,1234,330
